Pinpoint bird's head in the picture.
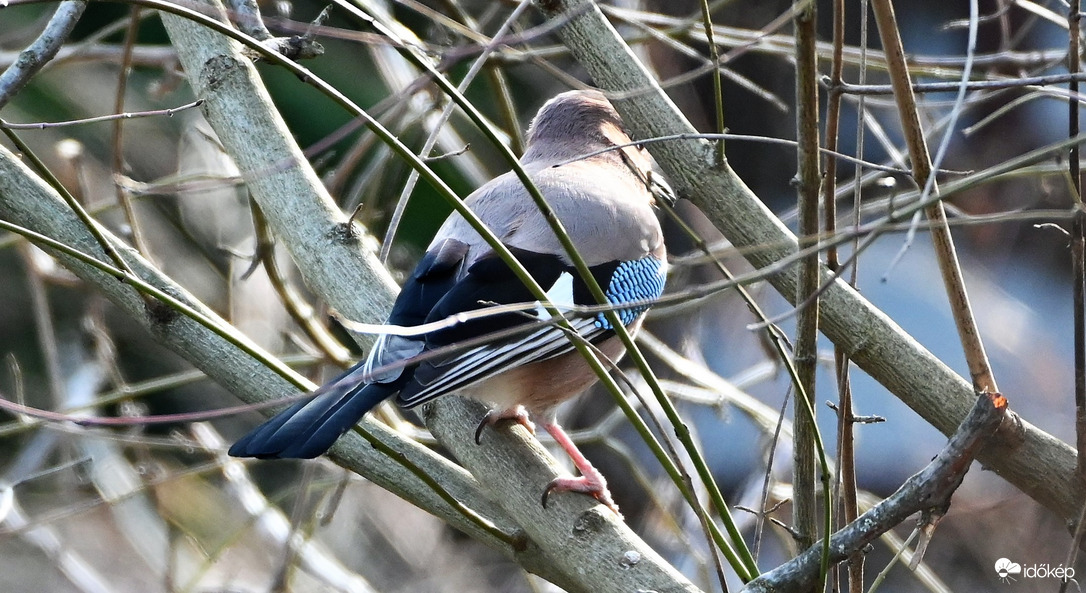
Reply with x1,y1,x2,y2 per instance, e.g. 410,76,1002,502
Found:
522,90,676,207
523,90,632,161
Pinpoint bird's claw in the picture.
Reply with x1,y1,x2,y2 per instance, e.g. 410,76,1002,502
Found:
541,474,621,516
474,405,535,444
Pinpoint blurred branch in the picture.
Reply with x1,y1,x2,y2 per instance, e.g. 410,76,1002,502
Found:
533,0,1083,528
247,199,354,366
2,469,113,593
0,44,178,70
838,72,1086,94
1069,0,1086,482
191,423,379,592
111,6,153,259
0,0,87,108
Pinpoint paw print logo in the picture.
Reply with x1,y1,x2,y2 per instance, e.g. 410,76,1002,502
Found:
995,558,1022,583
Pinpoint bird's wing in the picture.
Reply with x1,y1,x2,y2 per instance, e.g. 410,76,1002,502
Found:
395,249,666,408
361,237,469,384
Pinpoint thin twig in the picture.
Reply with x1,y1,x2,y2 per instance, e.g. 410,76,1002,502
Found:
836,71,1086,95
825,0,863,589
0,99,204,129
870,0,999,395
247,199,353,366
792,1,824,587
698,0,725,165
111,6,153,258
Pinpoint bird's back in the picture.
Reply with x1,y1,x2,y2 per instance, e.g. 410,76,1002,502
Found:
431,153,665,277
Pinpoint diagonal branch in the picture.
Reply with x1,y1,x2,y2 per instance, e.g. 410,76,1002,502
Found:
869,0,998,395
0,0,87,108
743,392,1008,592
0,141,529,561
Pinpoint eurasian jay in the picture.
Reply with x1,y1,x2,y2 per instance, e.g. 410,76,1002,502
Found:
229,89,671,512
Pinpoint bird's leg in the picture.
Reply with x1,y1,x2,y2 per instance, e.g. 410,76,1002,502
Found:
541,421,620,515
474,405,535,444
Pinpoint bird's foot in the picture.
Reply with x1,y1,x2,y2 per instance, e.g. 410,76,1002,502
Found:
542,472,620,516
474,405,535,444
539,421,621,515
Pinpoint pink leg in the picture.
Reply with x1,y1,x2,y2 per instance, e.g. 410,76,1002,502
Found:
541,421,620,514
475,405,535,444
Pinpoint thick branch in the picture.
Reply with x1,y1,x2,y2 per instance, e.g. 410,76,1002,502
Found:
534,0,1082,523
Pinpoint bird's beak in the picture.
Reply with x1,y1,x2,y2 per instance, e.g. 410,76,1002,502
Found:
648,171,677,207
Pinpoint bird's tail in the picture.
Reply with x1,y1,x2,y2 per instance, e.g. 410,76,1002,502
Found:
228,372,395,459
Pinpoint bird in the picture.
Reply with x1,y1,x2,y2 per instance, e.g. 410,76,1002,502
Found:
229,89,672,512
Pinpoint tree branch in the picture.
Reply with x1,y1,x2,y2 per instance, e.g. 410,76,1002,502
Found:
744,392,1007,592
0,0,87,109
0,140,535,552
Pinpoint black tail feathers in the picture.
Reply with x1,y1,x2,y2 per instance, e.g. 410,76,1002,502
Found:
229,381,395,459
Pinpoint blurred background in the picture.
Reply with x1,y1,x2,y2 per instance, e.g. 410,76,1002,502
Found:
0,0,1082,591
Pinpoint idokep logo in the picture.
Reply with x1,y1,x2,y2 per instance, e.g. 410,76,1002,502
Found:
995,558,1021,583
995,557,1075,584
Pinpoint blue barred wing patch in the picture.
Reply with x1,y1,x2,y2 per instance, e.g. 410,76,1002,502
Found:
596,256,666,329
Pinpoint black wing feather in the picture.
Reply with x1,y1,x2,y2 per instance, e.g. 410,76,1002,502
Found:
423,249,567,345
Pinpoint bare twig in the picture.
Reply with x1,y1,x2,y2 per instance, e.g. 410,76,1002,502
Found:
870,0,998,395
824,0,863,588
0,100,204,129
836,72,1086,95
111,6,153,258
698,0,725,165
792,1,823,585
